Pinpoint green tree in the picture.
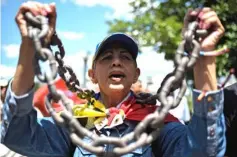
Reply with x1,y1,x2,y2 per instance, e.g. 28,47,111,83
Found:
107,0,237,78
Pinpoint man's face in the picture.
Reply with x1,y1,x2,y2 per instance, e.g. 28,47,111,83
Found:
90,42,140,95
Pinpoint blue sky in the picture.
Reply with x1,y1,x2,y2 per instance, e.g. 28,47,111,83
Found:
1,0,175,92
1,0,112,65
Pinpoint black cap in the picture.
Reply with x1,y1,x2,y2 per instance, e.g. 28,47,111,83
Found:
93,33,139,62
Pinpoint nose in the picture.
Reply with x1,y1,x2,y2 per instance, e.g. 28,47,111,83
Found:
112,56,122,67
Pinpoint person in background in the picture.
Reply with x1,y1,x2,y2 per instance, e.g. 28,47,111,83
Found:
169,90,191,124
131,80,143,94
33,78,87,117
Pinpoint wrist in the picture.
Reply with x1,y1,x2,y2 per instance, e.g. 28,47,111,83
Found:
20,37,34,56
21,36,34,48
195,56,216,67
193,56,217,91
21,36,33,43
201,46,215,52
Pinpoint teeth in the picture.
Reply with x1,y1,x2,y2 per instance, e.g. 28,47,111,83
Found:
110,74,124,82
111,77,122,82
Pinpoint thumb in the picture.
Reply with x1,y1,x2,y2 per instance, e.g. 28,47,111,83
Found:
48,2,57,29
49,2,56,12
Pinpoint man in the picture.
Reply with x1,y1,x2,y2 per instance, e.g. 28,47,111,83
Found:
223,82,237,157
1,1,225,157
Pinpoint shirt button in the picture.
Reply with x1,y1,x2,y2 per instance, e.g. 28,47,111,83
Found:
207,96,213,102
209,127,215,137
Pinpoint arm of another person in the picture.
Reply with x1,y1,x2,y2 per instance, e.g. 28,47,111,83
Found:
1,2,74,157
153,8,226,157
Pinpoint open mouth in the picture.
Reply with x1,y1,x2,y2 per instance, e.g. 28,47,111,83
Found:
109,73,125,82
109,74,125,78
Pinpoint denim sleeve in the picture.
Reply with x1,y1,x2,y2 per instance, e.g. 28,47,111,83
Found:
154,89,226,157
1,80,73,157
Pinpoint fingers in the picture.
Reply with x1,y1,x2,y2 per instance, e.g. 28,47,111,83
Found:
16,1,56,23
182,9,193,36
15,1,57,38
199,8,224,33
183,9,193,29
183,8,202,27
198,11,216,29
183,7,225,51
43,3,53,14
183,7,212,28
15,2,36,25
201,30,223,51
198,10,224,34
48,3,57,30
198,8,225,50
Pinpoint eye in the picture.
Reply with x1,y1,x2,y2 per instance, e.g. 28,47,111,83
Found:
121,54,132,60
101,54,112,60
122,56,130,60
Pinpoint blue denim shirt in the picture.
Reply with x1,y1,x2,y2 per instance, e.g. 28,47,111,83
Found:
1,82,226,157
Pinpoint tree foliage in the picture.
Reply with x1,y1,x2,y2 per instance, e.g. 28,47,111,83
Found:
107,0,237,78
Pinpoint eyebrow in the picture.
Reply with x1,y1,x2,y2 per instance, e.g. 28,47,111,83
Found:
100,49,112,56
120,49,129,53
100,48,131,58
120,50,132,57
118,48,130,54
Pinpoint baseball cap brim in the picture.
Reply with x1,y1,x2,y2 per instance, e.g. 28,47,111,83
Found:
93,33,138,62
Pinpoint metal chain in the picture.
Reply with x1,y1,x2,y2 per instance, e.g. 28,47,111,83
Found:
25,11,206,156
50,32,95,100
136,20,207,108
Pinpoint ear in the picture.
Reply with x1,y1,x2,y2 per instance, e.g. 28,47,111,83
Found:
88,68,98,84
133,68,140,83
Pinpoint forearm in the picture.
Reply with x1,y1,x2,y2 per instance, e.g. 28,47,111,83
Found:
12,37,35,95
1,81,72,157
193,56,217,91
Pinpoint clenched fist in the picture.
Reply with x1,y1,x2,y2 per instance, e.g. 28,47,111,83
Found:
15,1,57,44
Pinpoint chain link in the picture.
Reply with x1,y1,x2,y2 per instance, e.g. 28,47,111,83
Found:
50,32,95,100
25,11,206,156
